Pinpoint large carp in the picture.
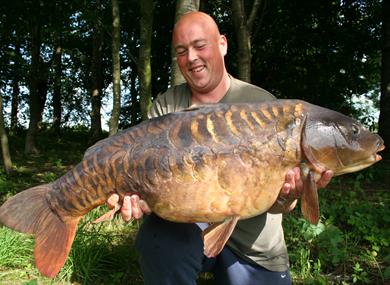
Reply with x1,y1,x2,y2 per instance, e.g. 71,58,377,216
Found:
0,99,384,278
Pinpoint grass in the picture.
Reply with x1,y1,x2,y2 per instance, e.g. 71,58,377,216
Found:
0,212,144,284
0,129,389,284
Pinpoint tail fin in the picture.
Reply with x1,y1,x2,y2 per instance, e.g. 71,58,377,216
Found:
0,184,79,278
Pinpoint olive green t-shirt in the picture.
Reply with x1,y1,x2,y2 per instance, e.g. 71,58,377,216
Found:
148,76,289,272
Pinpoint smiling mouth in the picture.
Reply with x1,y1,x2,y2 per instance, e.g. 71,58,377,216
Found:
189,66,205,73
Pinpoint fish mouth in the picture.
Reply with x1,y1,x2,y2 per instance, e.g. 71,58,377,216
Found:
375,144,385,162
335,147,384,176
336,158,378,175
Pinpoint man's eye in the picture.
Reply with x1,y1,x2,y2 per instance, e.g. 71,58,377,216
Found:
176,49,187,56
195,44,206,49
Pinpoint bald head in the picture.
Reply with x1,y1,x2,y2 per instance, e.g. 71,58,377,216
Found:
171,11,229,99
173,12,221,45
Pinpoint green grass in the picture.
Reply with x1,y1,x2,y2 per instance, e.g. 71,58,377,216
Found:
0,211,144,284
0,129,389,284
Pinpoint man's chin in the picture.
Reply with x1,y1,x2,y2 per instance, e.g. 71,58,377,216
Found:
188,77,209,89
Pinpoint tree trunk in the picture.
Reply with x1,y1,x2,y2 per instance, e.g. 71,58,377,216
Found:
171,0,200,86
52,34,63,135
90,0,103,141
25,21,42,155
378,0,390,160
10,43,21,133
0,92,13,174
37,60,49,124
109,0,121,136
231,0,263,83
130,66,140,126
138,0,154,120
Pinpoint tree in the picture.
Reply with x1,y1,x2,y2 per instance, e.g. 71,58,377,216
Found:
25,19,42,155
138,0,154,120
231,0,263,82
0,92,12,173
249,0,381,113
89,0,104,141
379,0,390,160
109,0,121,136
171,0,200,86
52,33,63,135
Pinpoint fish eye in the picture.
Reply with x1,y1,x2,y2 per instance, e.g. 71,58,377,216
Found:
351,124,360,136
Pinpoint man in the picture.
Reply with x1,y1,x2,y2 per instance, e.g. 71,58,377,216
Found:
108,11,332,285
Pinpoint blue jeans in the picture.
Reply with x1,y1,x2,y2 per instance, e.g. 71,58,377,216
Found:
134,214,291,285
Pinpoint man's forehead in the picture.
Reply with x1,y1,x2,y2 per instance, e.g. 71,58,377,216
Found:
173,23,213,45
174,38,208,49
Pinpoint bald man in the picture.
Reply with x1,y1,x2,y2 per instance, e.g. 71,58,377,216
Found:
107,12,332,285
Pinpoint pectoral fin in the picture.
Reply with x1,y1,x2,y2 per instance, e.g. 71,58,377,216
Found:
301,171,320,224
202,216,240,258
92,202,121,223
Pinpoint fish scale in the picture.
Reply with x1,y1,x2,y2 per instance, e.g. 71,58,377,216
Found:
0,99,384,278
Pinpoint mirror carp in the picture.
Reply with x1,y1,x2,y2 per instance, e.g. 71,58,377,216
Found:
0,99,384,278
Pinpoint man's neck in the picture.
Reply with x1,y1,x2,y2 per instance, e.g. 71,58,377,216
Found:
191,72,231,104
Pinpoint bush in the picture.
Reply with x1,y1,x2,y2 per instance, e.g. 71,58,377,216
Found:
285,164,390,284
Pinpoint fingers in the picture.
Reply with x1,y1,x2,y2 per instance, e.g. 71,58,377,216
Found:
130,195,143,219
284,170,295,192
120,194,151,221
107,193,119,209
139,199,152,215
120,196,133,221
317,170,334,189
272,167,302,214
281,167,302,199
107,192,151,222
281,182,291,196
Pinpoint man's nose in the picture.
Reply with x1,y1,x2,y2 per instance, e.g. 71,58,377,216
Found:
187,47,198,62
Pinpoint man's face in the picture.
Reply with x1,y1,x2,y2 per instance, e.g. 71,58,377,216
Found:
173,19,227,94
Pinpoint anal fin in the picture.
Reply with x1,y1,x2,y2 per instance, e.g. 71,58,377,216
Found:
301,170,320,224
202,216,240,258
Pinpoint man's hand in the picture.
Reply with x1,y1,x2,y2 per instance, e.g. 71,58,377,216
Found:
269,167,333,214
107,193,151,221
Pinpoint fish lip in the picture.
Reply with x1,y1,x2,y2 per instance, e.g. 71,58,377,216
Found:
334,156,378,175
376,144,385,161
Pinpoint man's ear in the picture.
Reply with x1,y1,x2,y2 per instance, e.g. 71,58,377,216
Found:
219,35,228,56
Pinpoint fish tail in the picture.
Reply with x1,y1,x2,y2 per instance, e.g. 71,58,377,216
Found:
0,184,79,278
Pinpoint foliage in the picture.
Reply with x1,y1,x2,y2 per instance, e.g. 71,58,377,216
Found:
284,163,390,284
251,0,382,112
0,0,383,130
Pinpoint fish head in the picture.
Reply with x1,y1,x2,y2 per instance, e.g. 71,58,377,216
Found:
301,107,384,176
